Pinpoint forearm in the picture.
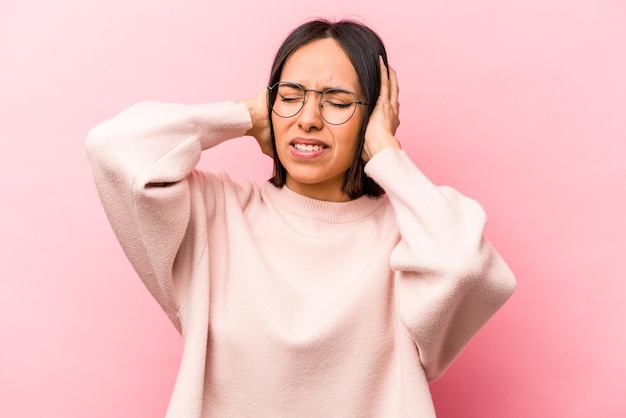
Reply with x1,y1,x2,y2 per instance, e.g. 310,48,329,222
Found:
365,148,516,380
366,148,491,274
86,101,251,185
85,101,252,316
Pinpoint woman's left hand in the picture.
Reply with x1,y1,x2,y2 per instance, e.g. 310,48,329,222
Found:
362,57,401,163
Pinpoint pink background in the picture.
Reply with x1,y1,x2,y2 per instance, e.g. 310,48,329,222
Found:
1,0,625,416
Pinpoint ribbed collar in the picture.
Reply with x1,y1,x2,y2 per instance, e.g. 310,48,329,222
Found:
262,182,386,224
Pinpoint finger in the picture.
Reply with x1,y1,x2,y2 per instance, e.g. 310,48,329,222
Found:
388,66,399,108
378,56,390,102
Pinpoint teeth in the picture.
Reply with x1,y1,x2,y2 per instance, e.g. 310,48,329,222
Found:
294,143,323,151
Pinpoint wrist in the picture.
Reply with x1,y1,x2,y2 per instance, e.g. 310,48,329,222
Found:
364,134,401,160
242,99,258,137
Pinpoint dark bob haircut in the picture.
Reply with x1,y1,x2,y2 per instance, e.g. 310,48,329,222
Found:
267,19,388,199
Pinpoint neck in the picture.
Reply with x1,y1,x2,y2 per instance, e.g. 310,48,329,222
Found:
285,178,351,202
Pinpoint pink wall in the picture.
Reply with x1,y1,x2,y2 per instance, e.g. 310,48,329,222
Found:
1,0,624,416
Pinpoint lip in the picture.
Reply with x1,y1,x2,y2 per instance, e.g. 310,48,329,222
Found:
289,137,329,147
289,137,329,160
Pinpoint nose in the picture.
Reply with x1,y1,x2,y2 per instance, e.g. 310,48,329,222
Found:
297,91,323,131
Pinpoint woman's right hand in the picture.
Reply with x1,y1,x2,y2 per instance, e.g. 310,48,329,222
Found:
242,89,273,158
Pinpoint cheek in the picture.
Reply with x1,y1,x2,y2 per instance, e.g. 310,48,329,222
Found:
341,119,364,151
271,115,290,163
271,115,289,143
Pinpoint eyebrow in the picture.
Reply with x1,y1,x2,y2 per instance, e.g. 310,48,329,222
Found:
279,81,357,95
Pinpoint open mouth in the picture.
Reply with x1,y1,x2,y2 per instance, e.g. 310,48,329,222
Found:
293,143,326,152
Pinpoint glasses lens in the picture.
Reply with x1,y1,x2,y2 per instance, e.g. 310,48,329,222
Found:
271,83,305,118
269,83,359,125
320,89,357,125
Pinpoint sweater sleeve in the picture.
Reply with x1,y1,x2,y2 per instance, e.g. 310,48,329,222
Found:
85,101,252,328
365,148,516,381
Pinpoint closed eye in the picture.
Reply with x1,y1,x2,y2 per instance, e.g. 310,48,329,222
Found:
280,95,304,103
324,101,353,109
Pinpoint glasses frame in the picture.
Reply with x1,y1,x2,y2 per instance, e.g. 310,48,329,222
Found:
267,82,368,126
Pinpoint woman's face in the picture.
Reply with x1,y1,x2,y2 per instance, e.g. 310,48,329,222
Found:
272,38,366,202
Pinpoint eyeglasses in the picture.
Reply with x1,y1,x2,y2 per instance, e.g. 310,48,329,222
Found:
268,82,367,125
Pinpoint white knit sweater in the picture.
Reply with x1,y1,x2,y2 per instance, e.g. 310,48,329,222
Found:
86,101,516,417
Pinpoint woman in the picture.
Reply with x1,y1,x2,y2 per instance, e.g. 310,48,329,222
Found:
87,19,515,417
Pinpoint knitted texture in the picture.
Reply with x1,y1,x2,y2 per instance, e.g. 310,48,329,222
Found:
86,101,516,417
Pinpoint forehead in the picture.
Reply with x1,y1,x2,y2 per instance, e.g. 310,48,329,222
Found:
280,38,360,92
